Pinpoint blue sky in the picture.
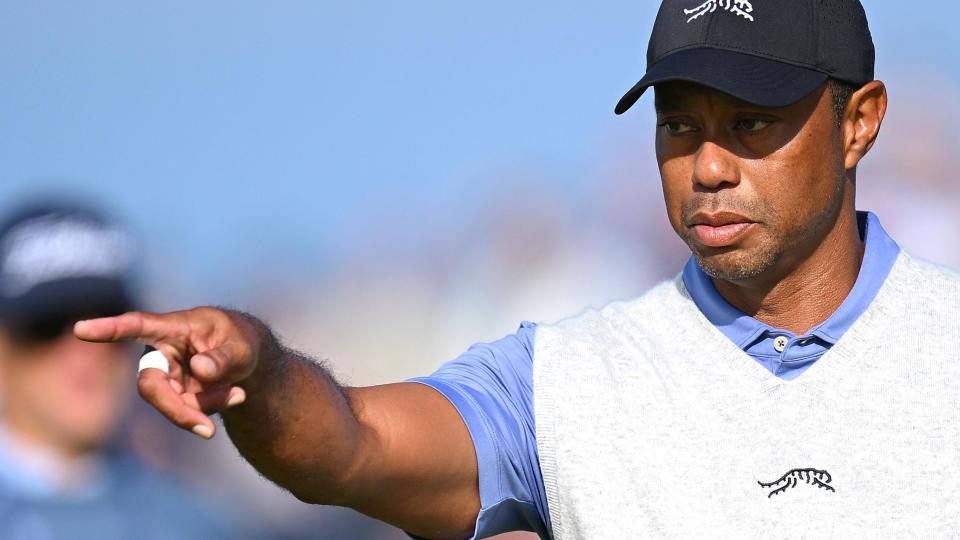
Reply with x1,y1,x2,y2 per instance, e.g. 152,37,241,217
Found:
1,1,957,300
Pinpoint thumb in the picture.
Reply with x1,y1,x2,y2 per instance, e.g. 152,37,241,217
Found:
189,341,254,384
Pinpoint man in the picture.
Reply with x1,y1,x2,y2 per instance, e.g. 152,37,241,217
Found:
0,203,234,539
74,1,960,538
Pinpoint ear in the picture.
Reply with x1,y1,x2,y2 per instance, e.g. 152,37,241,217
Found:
842,80,887,171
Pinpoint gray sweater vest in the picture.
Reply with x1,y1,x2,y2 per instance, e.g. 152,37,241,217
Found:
533,253,960,538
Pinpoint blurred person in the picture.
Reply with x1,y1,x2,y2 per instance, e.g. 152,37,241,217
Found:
857,72,960,269
75,1,960,539
0,202,234,540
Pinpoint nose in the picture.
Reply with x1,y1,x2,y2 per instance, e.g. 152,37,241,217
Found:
693,140,740,190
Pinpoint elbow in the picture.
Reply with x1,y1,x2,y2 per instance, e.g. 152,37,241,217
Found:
287,485,327,505
281,473,353,507
274,451,367,507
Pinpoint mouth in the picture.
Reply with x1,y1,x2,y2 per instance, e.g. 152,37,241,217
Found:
687,211,756,248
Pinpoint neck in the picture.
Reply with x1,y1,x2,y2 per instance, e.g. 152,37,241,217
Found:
711,206,864,335
1,406,92,460
0,413,105,494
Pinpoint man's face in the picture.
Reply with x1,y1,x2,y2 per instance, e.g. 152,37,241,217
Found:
655,81,848,282
0,322,133,454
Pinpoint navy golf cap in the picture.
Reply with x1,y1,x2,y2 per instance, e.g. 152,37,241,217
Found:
615,0,876,114
0,202,137,332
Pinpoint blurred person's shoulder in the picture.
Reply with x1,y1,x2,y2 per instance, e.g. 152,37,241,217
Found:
108,455,258,539
0,451,249,540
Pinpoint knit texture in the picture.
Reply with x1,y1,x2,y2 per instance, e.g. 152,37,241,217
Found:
533,252,960,538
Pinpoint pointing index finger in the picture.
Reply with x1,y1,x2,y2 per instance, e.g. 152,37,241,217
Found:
74,311,183,343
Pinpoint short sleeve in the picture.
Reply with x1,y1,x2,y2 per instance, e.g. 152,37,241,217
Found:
408,321,551,539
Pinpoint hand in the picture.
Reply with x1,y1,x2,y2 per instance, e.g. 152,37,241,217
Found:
74,307,261,439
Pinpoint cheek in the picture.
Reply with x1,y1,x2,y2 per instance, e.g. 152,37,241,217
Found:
742,159,793,212
766,137,838,207
658,155,693,234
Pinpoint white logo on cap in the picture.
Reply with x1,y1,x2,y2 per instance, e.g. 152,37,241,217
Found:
684,0,754,23
0,215,133,296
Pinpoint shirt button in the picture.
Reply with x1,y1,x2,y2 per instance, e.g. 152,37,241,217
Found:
773,335,789,353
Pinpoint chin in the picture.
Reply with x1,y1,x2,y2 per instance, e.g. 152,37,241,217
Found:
56,409,120,453
693,245,780,282
61,425,114,454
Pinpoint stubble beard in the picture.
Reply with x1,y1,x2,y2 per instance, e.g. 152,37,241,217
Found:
693,239,781,281
682,176,846,282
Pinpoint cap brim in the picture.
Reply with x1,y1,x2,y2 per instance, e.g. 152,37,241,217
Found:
615,48,828,115
0,277,135,328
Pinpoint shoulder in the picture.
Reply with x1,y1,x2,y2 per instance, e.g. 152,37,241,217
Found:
112,459,207,509
900,252,960,283
858,252,960,335
429,322,536,379
532,277,694,363
412,322,539,411
537,277,688,339
111,459,242,538
887,252,960,300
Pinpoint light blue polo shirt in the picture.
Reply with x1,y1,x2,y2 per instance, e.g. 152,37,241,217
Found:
410,211,900,538
682,211,901,380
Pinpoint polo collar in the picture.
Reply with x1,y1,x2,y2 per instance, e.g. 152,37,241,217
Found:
682,211,901,349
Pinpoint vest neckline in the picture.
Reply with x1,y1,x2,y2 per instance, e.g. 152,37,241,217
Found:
673,251,912,393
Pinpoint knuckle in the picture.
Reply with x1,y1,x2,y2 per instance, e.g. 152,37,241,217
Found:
208,349,230,366
168,408,192,427
192,306,227,322
191,306,215,317
202,401,225,415
131,311,157,327
189,306,232,337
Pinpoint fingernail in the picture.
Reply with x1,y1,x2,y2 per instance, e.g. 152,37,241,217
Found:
192,425,213,439
192,356,216,378
226,388,246,408
73,320,89,333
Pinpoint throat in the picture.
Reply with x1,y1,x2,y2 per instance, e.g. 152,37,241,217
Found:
712,221,865,335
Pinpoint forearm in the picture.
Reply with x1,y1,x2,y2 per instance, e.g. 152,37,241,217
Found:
220,313,367,505
76,307,480,537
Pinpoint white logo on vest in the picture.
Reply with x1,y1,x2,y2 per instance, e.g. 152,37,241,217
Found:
684,0,754,23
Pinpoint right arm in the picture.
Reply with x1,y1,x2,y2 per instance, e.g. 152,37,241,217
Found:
75,307,480,539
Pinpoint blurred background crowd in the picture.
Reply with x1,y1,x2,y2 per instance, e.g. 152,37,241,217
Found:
0,1,957,539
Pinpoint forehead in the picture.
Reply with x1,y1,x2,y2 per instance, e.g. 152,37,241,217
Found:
654,81,784,111
652,81,830,132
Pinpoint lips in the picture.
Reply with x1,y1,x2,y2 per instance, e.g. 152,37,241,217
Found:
688,211,755,248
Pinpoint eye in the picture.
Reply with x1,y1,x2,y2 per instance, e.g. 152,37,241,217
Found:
734,118,772,132
658,120,698,134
